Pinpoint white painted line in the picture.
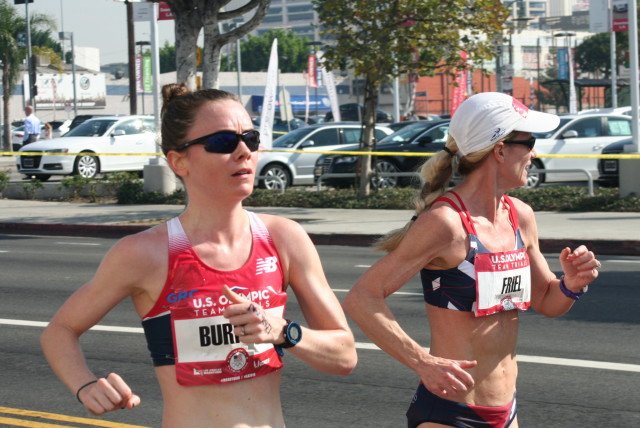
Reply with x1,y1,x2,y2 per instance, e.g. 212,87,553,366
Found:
333,288,422,296
55,242,101,246
2,318,638,373
354,342,640,373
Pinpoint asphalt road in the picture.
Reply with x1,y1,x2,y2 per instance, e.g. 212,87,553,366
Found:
0,234,639,427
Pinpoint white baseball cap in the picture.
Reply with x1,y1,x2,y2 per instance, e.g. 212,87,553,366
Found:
449,92,560,157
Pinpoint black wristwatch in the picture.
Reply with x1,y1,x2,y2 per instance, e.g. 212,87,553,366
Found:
275,320,302,356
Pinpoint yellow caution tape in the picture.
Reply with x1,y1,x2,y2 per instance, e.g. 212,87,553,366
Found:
3,150,640,160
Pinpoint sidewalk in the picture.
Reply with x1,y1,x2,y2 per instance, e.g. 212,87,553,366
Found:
0,199,639,255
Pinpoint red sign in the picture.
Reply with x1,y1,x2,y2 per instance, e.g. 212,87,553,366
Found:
158,2,174,21
450,51,468,116
307,55,317,88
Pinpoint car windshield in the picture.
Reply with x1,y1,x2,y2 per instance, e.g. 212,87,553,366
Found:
271,127,316,148
378,122,435,144
65,119,117,137
532,117,572,139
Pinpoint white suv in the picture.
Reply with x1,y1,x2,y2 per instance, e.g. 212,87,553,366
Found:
530,113,632,188
256,122,394,189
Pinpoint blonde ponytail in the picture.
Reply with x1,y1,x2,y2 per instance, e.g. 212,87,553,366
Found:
374,132,507,253
375,137,459,252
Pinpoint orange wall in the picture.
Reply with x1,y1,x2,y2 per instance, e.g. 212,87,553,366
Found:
414,71,605,115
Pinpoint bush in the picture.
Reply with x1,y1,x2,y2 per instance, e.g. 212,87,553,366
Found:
114,182,640,212
41,169,640,212
0,170,8,194
507,186,640,212
59,175,95,200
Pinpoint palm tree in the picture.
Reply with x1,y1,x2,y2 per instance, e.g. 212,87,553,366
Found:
0,0,56,151
0,1,23,151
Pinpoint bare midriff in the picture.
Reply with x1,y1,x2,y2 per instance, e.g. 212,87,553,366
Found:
155,367,284,428
426,304,520,407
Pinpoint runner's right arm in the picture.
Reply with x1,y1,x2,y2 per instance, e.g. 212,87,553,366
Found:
40,232,161,414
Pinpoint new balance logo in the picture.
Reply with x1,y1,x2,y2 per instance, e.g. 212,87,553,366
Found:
256,257,278,275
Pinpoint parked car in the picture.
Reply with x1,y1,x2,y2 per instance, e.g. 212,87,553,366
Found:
256,122,394,189
386,120,425,132
17,115,157,181
314,120,450,189
597,138,633,187
324,103,393,123
252,117,307,140
40,120,73,139
11,125,25,150
67,114,110,132
529,113,632,188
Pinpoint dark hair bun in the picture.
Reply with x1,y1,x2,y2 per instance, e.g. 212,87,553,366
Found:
161,83,190,116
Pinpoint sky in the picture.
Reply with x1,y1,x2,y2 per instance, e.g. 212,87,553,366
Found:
15,0,176,65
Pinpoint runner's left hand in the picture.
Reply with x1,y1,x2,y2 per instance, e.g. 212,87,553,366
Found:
559,245,600,290
222,285,286,344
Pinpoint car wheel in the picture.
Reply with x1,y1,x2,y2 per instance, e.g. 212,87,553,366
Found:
371,159,400,189
74,152,100,179
259,163,291,190
525,159,544,189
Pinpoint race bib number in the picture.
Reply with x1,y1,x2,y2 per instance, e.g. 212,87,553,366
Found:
474,249,531,317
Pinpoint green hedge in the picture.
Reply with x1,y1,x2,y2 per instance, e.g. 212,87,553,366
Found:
115,183,640,212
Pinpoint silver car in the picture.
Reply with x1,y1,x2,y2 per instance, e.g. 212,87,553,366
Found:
256,122,394,189
530,113,632,188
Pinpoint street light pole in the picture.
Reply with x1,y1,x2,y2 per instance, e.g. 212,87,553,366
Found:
555,32,577,113
24,0,35,107
59,31,77,116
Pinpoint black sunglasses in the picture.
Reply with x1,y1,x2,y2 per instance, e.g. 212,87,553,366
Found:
503,137,536,150
175,130,261,153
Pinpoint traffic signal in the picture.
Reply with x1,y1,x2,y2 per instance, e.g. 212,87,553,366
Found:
13,0,34,4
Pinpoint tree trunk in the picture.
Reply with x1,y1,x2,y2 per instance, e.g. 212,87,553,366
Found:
403,79,417,118
2,62,11,152
201,8,223,89
358,75,379,198
166,0,270,91
170,1,202,90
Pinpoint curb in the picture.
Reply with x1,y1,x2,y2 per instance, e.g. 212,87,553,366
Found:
1,222,639,256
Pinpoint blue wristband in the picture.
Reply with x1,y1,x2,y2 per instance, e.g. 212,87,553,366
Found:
559,276,587,300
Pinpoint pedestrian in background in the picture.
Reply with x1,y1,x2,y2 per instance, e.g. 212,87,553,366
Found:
344,92,600,428
42,122,53,139
41,83,357,427
22,105,41,144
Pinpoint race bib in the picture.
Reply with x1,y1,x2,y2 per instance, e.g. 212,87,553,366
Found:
474,249,531,317
171,305,284,386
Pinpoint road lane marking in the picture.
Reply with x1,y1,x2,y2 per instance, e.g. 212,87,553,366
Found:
3,318,639,374
55,242,101,246
354,342,640,373
333,288,422,296
0,406,150,427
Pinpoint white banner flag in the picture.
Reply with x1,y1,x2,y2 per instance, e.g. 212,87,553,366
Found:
259,39,278,150
317,51,341,122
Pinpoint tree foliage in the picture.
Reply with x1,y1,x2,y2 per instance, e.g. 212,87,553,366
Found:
0,0,57,151
575,31,628,78
314,0,507,195
221,29,311,73
159,41,177,73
